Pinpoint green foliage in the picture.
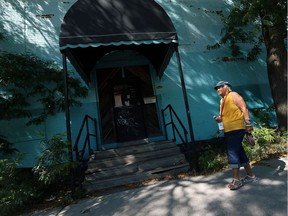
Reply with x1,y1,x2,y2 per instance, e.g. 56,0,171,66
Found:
0,157,67,216
33,134,79,184
0,134,83,216
251,127,277,145
0,156,40,216
250,105,275,128
199,148,226,172
0,158,19,215
0,135,18,156
209,0,287,60
0,52,88,125
243,127,285,161
208,0,287,132
0,52,88,158
198,140,227,172
0,21,87,216
200,127,286,173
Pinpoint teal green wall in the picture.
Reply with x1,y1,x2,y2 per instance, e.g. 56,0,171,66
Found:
0,0,274,167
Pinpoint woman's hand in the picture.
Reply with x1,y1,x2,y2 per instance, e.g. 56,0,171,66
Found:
245,121,253,133
245,125,253,133
213,115,222,123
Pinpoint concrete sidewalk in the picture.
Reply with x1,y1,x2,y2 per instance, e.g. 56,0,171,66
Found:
23,156,287,216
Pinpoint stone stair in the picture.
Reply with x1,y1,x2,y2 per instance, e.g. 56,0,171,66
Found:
82,140,189,192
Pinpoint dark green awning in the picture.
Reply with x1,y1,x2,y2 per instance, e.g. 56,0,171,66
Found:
59,0,178,82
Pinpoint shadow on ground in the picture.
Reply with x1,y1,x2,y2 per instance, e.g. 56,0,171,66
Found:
23,156,287,216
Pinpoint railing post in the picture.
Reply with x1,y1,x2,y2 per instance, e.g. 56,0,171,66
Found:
74,145,79,161
62,51,75,192
93,118,99,151
161,109,168,140
62,52,73,162
86,116,91,155
174,45,195,144
174,44,199,173
169,107,176,141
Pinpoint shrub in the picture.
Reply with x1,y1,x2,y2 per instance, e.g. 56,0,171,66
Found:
250,106,276,128
198,140,227,173
0,135,82,216
33,134,79,185
0,156,40,216
243,127,286,161
199,127,286,173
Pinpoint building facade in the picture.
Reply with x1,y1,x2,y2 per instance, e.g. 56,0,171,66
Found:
0,0,274,167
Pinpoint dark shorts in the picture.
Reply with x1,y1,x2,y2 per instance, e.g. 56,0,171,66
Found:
224,129,250,168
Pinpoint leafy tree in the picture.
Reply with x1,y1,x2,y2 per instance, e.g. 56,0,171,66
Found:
0,52,87,148
209,0,287,131
0,26,88,154
0,51,88,155
0,52,88,125
0,135,17,156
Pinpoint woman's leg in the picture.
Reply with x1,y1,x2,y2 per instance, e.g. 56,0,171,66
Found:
244,164,255,177
233,168,240,179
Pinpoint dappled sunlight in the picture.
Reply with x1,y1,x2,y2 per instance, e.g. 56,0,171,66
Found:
0,0,70,64
20,157,287,215
200,93,217,105
224,0,234,5
124,155,136,165
1,2,26,45
1,0,273,143
0,1,283,214
256,179,285,186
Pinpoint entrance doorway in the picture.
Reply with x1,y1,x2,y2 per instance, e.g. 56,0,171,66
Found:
112,78,146,142
97,65,161,144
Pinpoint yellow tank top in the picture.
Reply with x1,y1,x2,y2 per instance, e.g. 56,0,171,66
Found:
220,92,245,132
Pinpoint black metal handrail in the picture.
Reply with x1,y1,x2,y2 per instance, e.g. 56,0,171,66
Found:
161,104,188,147
73,114,98,161
161,104,197,171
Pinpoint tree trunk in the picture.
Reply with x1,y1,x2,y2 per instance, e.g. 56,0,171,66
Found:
265,27,287,132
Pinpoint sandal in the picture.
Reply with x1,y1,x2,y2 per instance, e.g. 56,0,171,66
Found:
242,175,259,184
228,178,243,190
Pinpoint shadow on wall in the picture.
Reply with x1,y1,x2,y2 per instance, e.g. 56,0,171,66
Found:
158,49,271,141
0,0,71,64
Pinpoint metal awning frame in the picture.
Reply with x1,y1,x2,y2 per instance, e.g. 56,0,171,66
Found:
62,43,195,163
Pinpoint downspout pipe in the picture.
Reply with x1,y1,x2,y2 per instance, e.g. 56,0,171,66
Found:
174,44,199,172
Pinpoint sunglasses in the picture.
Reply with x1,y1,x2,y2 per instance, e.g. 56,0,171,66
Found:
215,85,224,90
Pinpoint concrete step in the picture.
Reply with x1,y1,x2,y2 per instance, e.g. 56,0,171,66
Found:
86,145,182,173
94,140,176,159
83,173,151,192
83,164,190,192
82,140,189,192
86,153,186,181
86,163,139,181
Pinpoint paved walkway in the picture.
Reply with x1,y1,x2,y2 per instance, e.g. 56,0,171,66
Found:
23,156,287,216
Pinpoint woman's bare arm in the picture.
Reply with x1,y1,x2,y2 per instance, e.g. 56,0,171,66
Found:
231,92,250,123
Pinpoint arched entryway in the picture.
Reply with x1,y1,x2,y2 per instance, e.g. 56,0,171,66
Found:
59,0,194,154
